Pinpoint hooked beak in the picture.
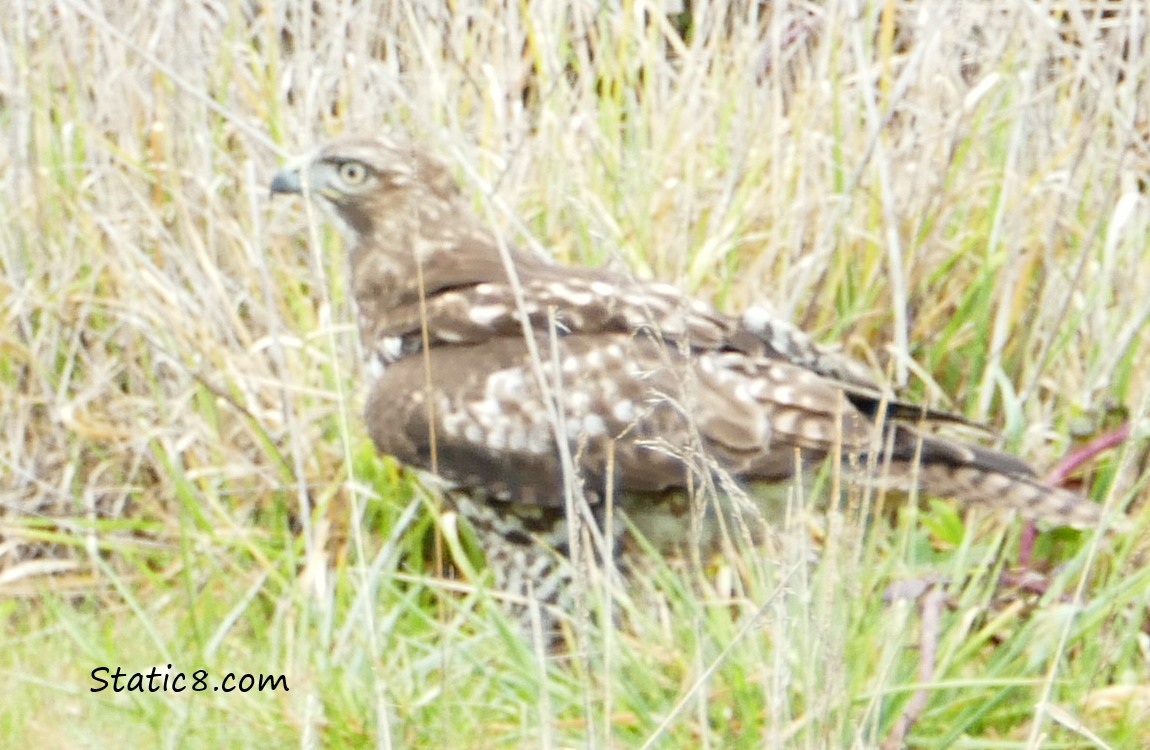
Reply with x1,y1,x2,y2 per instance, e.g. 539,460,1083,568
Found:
269,167,303,196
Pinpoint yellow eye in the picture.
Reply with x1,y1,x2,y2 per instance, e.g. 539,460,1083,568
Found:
338,161,368,185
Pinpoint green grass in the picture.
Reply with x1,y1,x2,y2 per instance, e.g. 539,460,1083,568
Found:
2,1,1149,747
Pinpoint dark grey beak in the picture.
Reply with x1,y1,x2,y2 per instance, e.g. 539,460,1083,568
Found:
269,168,303,196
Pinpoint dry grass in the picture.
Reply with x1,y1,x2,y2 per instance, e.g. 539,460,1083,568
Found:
2,0,1149,747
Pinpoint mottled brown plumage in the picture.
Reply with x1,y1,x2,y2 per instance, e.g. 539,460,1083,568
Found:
270,134,1105,619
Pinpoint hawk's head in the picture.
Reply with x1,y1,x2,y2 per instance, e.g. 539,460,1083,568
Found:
270,135,463,239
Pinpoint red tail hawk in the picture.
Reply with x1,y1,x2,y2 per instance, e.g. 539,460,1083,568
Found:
270,135,1103,614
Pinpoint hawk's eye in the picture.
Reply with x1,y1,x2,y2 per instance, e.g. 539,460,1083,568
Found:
338,161,369,185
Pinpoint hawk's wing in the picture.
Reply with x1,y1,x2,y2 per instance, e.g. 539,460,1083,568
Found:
365,332,874,506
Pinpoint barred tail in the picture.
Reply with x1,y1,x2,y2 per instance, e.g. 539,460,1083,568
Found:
858,428,1108,529
914,461,1103,528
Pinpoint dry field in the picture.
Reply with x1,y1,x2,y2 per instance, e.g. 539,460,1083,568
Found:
2,1,1149,747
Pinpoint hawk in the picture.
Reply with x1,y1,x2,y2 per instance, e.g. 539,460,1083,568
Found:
270,135,1104,620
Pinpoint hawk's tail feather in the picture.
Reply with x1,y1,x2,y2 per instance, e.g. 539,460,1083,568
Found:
853,428,1107,529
